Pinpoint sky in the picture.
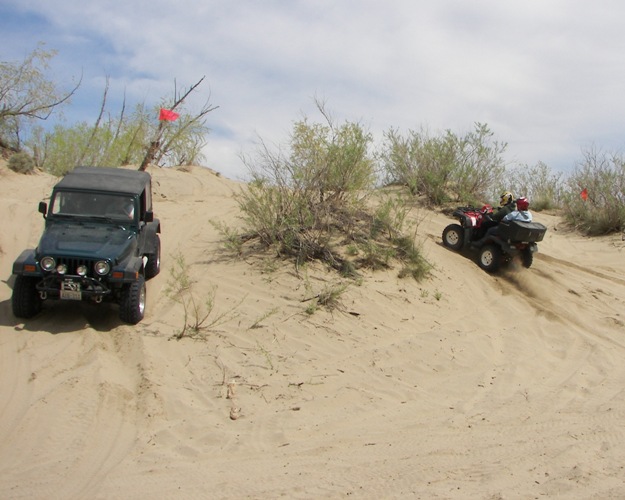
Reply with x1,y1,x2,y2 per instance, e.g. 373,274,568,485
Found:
2,0,625,181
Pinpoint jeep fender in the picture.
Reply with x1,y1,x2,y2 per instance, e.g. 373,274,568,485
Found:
12,249,42,277
111,255,146,282
143,220,161,254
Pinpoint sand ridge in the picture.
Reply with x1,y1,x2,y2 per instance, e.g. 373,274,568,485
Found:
1,163,624,499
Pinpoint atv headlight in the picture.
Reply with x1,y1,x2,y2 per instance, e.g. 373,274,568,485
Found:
94,260,110,276
41,256,56,271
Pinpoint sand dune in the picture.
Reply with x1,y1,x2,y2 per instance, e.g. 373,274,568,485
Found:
1,163,625,499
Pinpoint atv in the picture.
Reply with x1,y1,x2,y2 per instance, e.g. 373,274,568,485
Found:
442,205,547,272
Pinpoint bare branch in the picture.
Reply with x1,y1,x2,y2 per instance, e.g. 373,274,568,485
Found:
139,76,218,171
0,45,82,150
78,75,109,165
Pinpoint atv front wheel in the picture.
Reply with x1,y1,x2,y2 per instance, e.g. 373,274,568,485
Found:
442,224,464,251
12,275,42,318
119,275,146,324
477,244,501,273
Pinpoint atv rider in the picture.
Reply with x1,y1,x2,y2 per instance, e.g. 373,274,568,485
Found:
472,191,517,247
502,196,532,223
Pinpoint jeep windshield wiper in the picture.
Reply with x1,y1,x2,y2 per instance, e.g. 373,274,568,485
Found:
49,213,85,222
84,215,116,224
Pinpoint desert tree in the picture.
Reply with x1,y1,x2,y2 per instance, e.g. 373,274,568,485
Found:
140,76,219,170
0,43,80,153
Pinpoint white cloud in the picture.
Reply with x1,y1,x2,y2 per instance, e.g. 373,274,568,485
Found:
4,0,625,179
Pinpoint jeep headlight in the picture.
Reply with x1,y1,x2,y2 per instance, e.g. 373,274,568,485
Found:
41,256,56,271
56,264,68,275
76,265,88,277
94,260,110,276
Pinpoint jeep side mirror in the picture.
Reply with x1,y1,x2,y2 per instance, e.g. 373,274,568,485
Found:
144,210,154,223
39,201,47,217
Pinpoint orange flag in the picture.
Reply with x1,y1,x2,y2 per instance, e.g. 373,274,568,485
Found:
159,108,180,121
580,188,588,201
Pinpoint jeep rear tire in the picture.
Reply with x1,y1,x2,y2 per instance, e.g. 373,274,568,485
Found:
119,275,146,324
144,235,161,280
12,275,43,319
477,244,501,273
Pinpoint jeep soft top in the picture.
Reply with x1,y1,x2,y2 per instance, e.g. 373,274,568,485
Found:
57,166,152,198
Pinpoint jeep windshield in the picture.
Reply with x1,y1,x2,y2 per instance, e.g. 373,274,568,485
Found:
49,190,136,222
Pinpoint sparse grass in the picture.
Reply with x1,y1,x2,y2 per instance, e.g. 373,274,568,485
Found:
165,251,242,339
346,244,359,256
398,260,431,281
260,258,280,275
248,307,279,330
210,220,244,256
418,288,442,301
8,152,36,174
393,231,432,281
317,283,347,309
303,282,348,315
305,301,318,315
255,340,275,371
355,240,395,270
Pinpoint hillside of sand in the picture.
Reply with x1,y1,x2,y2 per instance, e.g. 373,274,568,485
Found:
1,163,625,499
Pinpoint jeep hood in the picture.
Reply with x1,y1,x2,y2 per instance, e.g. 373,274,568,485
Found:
37,221,137,262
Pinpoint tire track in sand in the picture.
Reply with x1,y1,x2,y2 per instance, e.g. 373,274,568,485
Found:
0,322,156,499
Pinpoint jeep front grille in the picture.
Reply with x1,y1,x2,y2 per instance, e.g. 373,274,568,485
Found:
53,257,99,277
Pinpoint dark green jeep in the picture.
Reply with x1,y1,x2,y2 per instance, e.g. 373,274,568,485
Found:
11,167,161,324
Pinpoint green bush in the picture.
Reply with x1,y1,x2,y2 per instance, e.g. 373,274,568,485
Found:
381,122,506,206
27,101,210,175
505,161,564,211
8,152,36,174
561,148,625,235
233,103,431,281
237,107,375,268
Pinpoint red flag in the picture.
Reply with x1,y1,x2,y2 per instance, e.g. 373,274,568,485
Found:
159,108,180,121
580,188,588,201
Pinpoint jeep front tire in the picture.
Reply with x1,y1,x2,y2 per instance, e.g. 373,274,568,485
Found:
119,275,146,324
12,275,43,319
144,235,161,280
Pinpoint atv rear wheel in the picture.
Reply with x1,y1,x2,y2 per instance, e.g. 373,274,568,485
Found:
477,244,501,273
521,248,533,268
442,224,464,251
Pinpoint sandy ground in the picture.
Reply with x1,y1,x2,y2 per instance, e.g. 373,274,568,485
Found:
1,163,625,499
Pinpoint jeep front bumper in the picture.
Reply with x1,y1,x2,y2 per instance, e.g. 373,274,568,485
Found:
36,274,114,301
